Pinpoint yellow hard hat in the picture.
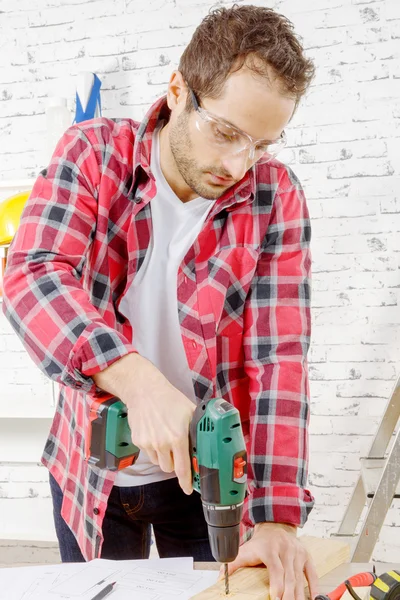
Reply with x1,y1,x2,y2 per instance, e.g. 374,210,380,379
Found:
0,190,31,246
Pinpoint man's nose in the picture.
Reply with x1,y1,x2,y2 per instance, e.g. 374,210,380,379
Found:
221,153,250,182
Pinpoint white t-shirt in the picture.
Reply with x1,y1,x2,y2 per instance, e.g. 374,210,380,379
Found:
115,122,215,486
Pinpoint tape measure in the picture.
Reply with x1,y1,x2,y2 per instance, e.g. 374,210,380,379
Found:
317,569,400,600
370,571,400,600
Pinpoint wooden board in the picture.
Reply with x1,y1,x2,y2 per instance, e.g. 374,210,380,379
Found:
191,535,350,599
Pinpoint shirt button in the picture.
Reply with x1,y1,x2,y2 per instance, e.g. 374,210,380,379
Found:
192,340,197,349
93,507,100,515
184,276,188,284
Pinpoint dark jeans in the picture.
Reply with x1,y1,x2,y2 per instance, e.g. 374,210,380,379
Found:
49,473,214,562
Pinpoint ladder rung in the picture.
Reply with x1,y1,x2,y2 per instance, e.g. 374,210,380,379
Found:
360,457,400,498
330,534,357,542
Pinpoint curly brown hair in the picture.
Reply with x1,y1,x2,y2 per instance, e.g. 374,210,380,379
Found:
179,4,315,107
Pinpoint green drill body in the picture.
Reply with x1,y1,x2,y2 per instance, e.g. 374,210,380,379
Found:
88,396,247,567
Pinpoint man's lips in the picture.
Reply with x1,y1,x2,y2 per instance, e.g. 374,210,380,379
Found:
208,172,234,185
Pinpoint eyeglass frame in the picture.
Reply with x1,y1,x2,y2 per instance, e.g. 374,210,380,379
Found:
187,87,287,162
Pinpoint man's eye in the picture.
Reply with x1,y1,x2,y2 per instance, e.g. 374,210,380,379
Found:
215,127,237,142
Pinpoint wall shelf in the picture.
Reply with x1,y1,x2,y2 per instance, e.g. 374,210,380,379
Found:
0,180,34,190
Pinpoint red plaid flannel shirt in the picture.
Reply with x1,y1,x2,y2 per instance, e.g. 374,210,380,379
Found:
2,97,314,560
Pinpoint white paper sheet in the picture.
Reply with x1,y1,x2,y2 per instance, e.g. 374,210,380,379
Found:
0,558,218,600
92,557,194,573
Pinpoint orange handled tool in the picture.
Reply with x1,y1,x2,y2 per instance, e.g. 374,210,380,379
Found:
316,572,376,600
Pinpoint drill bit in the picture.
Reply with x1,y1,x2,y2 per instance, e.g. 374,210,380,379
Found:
224,563,229,596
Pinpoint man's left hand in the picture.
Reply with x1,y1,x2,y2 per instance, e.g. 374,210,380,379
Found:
220,522,319,600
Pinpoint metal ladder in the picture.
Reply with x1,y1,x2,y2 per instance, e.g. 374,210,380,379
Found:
332,375,400,561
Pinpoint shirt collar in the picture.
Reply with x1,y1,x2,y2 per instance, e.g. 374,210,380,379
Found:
129,95,255,211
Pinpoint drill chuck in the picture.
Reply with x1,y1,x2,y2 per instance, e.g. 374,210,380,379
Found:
208,523,240,564
202,501,243,563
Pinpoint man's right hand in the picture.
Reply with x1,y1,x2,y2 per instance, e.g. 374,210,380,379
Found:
93,353,195,495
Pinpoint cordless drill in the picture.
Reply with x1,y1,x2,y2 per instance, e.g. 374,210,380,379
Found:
87,396,247,594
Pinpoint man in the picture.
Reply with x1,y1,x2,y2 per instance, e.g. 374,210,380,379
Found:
3,5,317,599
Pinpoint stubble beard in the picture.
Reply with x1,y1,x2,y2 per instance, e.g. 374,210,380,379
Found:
169,110,228,201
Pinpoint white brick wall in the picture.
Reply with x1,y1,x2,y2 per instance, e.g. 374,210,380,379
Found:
1,0,400,560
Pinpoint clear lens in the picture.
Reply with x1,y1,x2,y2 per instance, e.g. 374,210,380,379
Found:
195,111,286,164
255,136,286,164
196,118,243,150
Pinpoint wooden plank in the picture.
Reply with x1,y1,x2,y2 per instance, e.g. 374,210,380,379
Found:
191,535,350,599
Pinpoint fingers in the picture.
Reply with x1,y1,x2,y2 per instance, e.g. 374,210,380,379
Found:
137,428,192,495
279,548,316,600
145,445,174,475
304,557,319,600
265,554,285,600
217,525,316,600
224,551,250,576
157,449,174,473
293,553,306,600
219,541,260,578
172,437,193,495
146,448,159,465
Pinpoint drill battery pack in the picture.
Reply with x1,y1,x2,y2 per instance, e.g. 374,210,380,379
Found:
86,396,139,471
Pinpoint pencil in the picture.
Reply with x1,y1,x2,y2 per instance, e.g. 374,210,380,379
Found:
89,581,116,600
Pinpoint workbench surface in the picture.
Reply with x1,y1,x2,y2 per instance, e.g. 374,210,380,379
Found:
193,562,400,596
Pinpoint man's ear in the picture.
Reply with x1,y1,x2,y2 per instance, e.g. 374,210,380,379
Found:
166,70,188,111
